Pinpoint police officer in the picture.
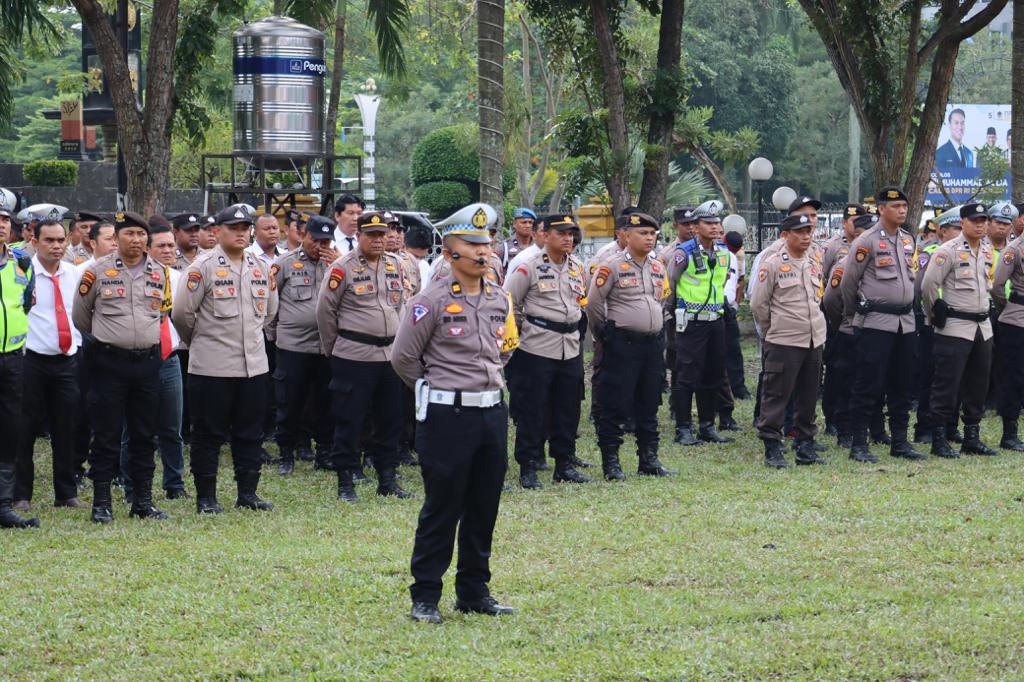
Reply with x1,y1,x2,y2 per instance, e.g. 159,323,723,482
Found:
282,209,307,253
63,211,102,266
268,215,338,475
0,188,38,529
823,212,875,449
913,208,962,445
73,211,171,523
992,202,1024,450
197,214,217,251
588,211,673,481
921,203,996,458
751,214,829,468
173,203,278,514
505,214,590,489
316,211,410,502
668,200,734,446
392,203,519,624
986,202,1014,410
170,211,202,271
170,213,204,441
840,186,923,463
495,207,536,271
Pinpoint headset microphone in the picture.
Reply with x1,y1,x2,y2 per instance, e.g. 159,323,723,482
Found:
476,257,486,266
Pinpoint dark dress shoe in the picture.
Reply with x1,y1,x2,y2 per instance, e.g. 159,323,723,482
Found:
91,506,114,524
569,455,592,468
674,426,700,446
410,602,442,624
764,440,791,469
376,468,412,498
277,459,295,476
54,497,87,508
165,488,191,500
236,494,273,511
849,445,878,463
718,415,741,432
196,498,224,514
795,440,828,465
890,442,928,460
454,596,515,616
553,464,591,484
129,504,169,520
698,422,734,443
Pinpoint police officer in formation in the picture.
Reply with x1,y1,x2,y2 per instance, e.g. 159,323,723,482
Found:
505,214,590,489
992,202,1024,450
495,207,536,269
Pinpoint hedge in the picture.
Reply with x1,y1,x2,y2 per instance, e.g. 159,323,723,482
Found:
23,160,78,187
411,124,518,196
412,180,472,220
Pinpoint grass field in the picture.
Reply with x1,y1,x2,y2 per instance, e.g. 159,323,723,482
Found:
4,349,1024,680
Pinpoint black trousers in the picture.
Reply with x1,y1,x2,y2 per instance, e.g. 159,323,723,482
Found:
329,357,402,472
87,346,160,483
189,374,267,478
724,305,746,393
595,329,664,449
0,351,24,465
930,330,993,427
756,342,822,441
826,332,857,436
16,351,79,501
73,338,94,475
274,348,332,456
176,349,191,439
410,402,507,605
673,318,725,426
997,321,1024,420
263,337,277,439
848,327,916,440
915,325,936,432
509,349,582,467
821,328,838,425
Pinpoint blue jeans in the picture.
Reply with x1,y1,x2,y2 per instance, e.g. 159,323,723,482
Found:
120,355,185,493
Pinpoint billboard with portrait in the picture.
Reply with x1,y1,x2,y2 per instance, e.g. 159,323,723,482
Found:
927,104,1011,205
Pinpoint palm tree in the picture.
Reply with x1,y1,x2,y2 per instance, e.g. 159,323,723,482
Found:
0,0,56,128
478,0,505,228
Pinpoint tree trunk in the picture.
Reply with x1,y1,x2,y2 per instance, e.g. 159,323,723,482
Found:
478,0,506,228
588,0,630,215
325,0,348,158
637,0,684,221
683,140,737,214
1013,0,1024,204
904,40,960,230
71,0,179,214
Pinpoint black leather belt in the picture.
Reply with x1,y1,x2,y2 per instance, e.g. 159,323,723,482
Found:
525,315,578,334
610,327,663,344
1010,291,1024,306
97,343,159,361
338,329,395,347
863,301,913,315
946,309,989,322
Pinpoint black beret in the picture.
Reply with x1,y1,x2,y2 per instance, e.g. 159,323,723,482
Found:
542,214,579,231
779,213,814,231
788,195,822,214
843,204,866,219
853,214,879,230
147,215,172,230
305,215,334,240
113,210,150,232
171,213,202,229
960,203,988,219
622,212,659,230
74,210,105,223
877,186,908,203
357,211,389,232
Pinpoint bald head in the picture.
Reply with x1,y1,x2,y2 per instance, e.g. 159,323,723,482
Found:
253,215,280,252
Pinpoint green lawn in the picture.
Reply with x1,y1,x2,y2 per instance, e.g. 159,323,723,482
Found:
4,364,1024,680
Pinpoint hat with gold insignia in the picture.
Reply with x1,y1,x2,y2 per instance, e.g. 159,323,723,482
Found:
113,210,150,232
357,211,390,233
877,186,908,203
844,203,866,219
435,203,497,244
542,214,579,231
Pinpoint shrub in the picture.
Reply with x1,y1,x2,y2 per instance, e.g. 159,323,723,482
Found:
410,124,479,186
23,160,78,187
412,180,472,220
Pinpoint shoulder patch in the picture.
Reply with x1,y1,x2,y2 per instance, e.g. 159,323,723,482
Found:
935,253,948,266
270,264,280,279
855,246,869,263
674,250,685,265
412,303,429,324
328,267,344,290
595,265,612,288
830,266,844,289
758,268,767,282
186,271,202,291
78,270,96,295
1004,251,1016,266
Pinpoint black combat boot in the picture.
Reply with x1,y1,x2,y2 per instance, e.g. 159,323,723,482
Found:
90,480,114,524
553,459,591,484
195,474,223,514
128,477,168,520
519,462,542,489
836,432,853,449
947,425,963,443
763,439,791,468
397,443,419,466
235,471,274,511
795,440,828,465
295,441,315,461
568,455,593,468
637,445,674,477
698,421,734,444
848,430,878,463
674,424,700,446
961,424,997,456
313,448,335,471
0,463,39,529
337,469,358,503
999,417,1024,452
534,456,550,471
824,422,838,437
600,446,625,481
913,423,932,444
718,412,741,432
376,467,412,498
890,426,927,461
277,447,295,476
352,466,372,484
930,425,958,459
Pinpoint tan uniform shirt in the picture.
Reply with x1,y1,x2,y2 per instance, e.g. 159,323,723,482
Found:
822,259,854,334
587,248,667,336
751,248,826,348
657,237,680,266
921,237,994,342
72,254,169,350
839,224,917,333
267,248,326,354
172,246,278,377
504,248,585,361
820,233,851,281
391,276,518,391
993,234,1024,328
169,247,199,272
398,250,422,296
62,243,90,266
315,248,405,362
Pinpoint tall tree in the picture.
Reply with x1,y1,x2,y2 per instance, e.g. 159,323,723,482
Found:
636,0,684,219
798,0,1008,226
1013,0,1024,204
478,0,505,226
587,0,631,215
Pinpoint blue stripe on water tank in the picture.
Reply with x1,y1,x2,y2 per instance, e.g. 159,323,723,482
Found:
233,56,326,77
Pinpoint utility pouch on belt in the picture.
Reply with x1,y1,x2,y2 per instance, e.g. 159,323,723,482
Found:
415,379,430,422
932,299,949,329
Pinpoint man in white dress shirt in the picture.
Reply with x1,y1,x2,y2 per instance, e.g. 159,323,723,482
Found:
333,194,364,254
16,220,85,510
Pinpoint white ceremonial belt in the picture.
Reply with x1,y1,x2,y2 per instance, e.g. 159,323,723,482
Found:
686,312,720,322
428,389,503,408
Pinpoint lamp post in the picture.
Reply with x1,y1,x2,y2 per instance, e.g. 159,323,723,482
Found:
353,78,380,209
747,157,773,251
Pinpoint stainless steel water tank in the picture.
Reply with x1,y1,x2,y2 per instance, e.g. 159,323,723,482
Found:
233,16,326,156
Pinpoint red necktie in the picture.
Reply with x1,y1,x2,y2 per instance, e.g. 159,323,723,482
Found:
52,272,72,354
160,318,173,360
